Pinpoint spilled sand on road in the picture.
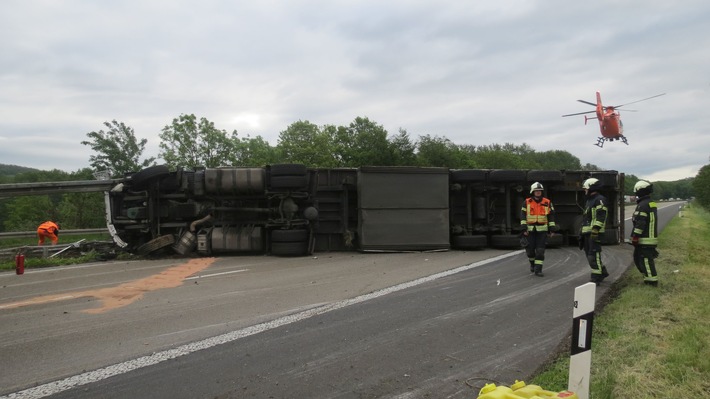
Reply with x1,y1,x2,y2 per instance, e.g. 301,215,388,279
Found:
0,258,216,314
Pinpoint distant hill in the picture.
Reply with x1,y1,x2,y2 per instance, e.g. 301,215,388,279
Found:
0,163,40,177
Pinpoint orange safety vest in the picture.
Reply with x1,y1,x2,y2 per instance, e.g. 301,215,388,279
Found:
521,198,555,231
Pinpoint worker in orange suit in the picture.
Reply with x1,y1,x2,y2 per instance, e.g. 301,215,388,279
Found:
37,221,60,245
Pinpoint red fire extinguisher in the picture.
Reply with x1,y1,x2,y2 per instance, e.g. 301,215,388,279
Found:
15,253,25,275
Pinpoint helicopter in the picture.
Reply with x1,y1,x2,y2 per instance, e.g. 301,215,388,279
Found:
562,91,666,147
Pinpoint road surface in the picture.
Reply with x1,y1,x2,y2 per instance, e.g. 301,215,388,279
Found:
0,202,683,398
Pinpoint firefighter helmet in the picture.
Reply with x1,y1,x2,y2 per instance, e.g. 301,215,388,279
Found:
634,180,653,197
530,182,544,194
582,178,602,191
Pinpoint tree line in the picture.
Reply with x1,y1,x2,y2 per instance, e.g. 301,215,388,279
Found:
80,116,602,176
0,114,705,232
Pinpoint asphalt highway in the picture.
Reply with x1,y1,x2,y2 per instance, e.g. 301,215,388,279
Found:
0,202,684,398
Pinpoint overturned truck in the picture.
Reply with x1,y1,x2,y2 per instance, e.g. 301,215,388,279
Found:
105,165,623,256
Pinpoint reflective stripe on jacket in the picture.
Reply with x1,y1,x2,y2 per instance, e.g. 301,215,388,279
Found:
520,197,556,232
632,196,658,245
581,193,607,234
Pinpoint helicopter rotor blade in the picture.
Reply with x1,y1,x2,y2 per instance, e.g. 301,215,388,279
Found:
615,93,666,108
562,110,596,117
576,99,597,107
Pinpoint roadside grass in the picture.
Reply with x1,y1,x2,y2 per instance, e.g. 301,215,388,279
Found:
531,204,710,398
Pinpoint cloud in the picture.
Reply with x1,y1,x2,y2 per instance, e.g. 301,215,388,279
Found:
1,0,708,181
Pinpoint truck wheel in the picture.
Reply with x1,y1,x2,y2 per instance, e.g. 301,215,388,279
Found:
527,170,563,182
129,165,170,190
547,233,564,247
136,234,175,255
271,229,309,242
451,235,487,250
270,164,307,177
450,169,487,183
490,234,522,249
271,241,309,256
270,164,308,190
601,228,619,245
270,175,308,190
489,170,526,182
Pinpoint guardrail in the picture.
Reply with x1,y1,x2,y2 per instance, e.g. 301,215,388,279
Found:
0,228,109,239
0,180,119,197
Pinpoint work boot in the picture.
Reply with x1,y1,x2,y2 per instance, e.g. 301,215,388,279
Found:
601,267,610,278
590,274,602,285
534,265,544,277
530,262,535,273
644,280,658,287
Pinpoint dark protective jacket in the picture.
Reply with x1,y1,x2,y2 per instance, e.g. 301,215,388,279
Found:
632,195,658,246
581,192,607,234
520,197,557,232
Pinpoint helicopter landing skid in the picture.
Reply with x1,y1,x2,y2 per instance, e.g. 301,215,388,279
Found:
595,136,629,147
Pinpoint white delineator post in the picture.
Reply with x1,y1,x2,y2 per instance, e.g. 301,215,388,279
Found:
568,282,596,399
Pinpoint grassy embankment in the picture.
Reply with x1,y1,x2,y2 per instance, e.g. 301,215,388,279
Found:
531,203,710,398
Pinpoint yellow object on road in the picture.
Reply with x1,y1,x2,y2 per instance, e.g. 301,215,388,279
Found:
477,380,578,398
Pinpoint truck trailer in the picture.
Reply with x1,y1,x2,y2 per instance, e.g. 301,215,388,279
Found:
103,165,623,257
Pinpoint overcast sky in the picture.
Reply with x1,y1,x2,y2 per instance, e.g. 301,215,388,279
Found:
1,1,708,181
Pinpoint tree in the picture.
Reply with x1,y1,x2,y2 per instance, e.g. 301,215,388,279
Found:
229,135,278,167
159,114,238,168
693,163,710,208
389,129,417,166
82,120,155,177
532,150,582,170
469,143,529,169
276,121,338,167
333,117,395,166
2,196,56,231
416,135,469,168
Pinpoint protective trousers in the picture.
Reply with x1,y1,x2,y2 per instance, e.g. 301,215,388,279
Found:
633,246,659,284
583,233,608,282
525,230,548,274
37,229,58,245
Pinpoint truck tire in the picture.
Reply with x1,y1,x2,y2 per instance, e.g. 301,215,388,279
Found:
129,165,170,190
451,235,487,250
271,241,309,256
270,164,307,177
490,234,523,249
601,228,619,245
450,169,487,183
271,229,309,242
527,170,563,183
270,175,308,190
136,234,175,255
270,164,308,190
547,233,564,247
489,170,526,183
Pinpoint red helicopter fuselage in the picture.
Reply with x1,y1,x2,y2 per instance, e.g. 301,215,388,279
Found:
563,91,664,148
584,92,623,139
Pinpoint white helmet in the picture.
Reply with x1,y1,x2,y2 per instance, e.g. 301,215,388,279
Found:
530,182,544,194
582,178,600,190
634,180,653,196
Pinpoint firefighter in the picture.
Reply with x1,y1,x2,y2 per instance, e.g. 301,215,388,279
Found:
580,178,609,284
631,180,659,286
37,221,60,245
520,182,558,277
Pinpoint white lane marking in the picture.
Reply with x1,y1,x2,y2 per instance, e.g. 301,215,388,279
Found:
1,251,521,399
185,269,248,280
